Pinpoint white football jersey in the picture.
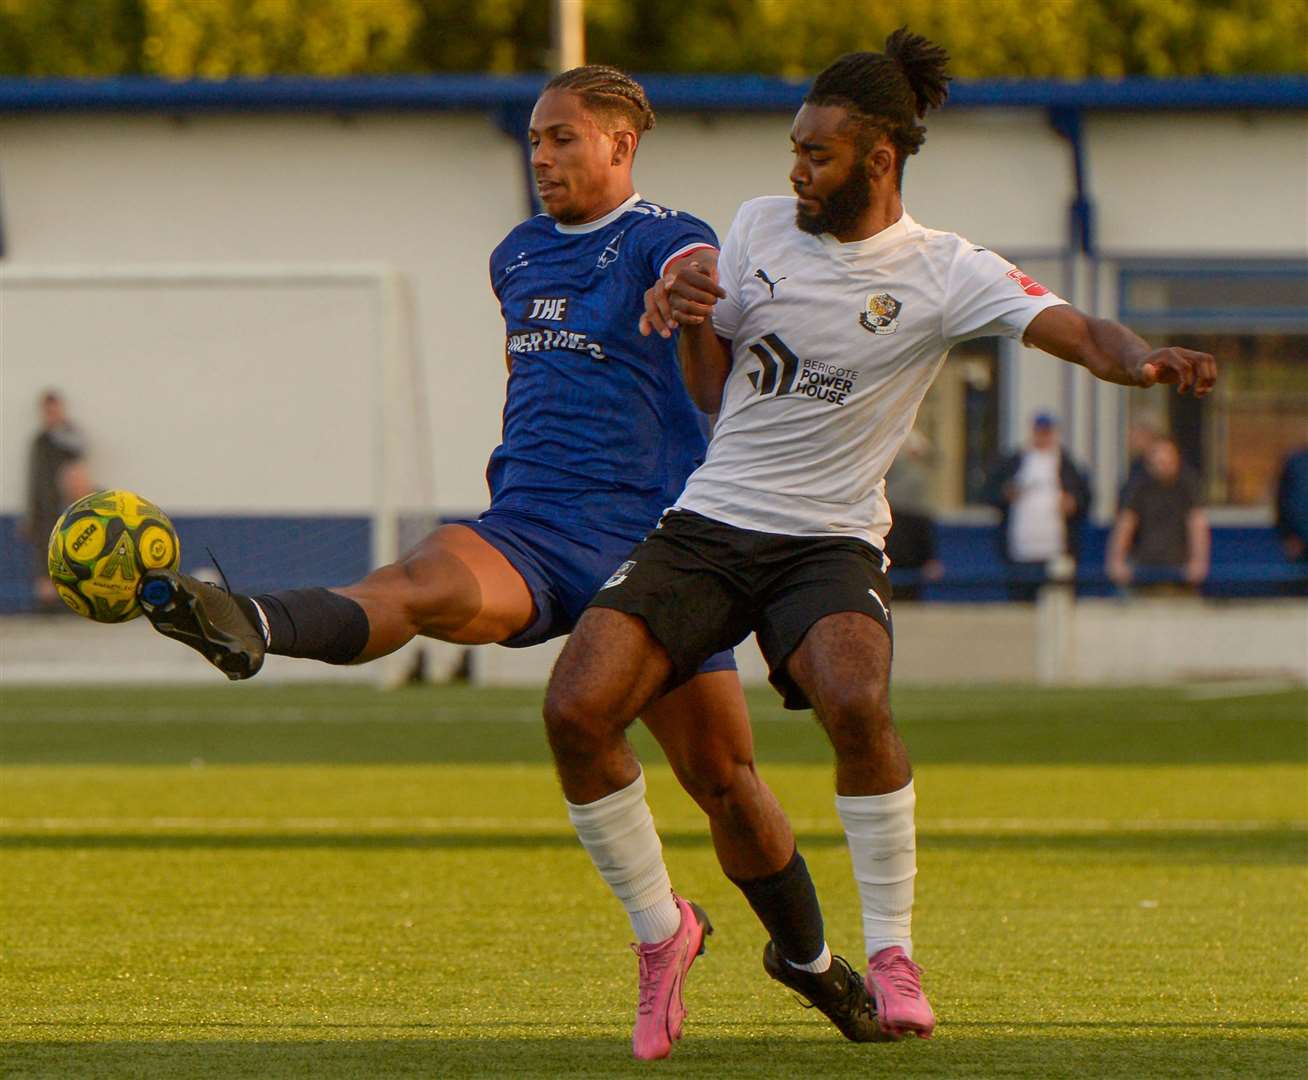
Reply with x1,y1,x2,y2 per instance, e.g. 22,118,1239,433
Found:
675,196,1068,547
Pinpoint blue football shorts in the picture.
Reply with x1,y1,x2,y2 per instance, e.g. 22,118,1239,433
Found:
458,507,737,675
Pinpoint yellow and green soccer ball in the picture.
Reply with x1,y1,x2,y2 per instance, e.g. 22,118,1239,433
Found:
47,489,180,623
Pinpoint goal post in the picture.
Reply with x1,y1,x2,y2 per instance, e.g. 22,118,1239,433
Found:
0,262,436,688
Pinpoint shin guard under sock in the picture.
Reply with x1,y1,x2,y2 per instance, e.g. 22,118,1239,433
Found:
249,588,371,663
732,848,827,967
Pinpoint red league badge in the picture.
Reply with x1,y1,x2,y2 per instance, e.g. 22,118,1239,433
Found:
1007,267,1050,296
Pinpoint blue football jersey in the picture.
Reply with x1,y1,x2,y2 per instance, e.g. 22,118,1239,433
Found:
487,194,718,537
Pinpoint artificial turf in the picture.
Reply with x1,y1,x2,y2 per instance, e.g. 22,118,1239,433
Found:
1,683,1305,1078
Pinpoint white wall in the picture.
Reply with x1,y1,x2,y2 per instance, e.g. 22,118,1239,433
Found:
1,276,381,512
1,114,521,515
2,107,1304,516
1088,112,1308,256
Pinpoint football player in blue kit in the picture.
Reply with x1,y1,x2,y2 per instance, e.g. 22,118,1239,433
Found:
138,66,877,1059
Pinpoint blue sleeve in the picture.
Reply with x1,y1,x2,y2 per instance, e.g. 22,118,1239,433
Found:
489,222,532,301
638,212,719,282
488,233,512,301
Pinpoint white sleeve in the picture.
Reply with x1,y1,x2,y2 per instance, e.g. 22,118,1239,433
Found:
942,244,1068,346
708,204,751,340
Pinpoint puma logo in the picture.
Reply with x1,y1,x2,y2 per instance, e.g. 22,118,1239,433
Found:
754,268,787,298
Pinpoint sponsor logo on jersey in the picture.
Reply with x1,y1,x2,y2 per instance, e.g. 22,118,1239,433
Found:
504,250,529,275
753,268,787,297
859,292,902,335
745,333,860,406
507,327,607,362
525,297,569,321
600,559,635,589
1006,267,1050,296
597,230,625,269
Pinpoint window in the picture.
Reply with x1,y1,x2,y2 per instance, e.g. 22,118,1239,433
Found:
1131,332,1308,507
910,337,1001,510
1119,264,1308,509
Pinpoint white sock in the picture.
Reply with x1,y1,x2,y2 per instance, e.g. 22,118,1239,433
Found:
835,779,917,959
787,942,832,974
249,598,272,646
566,770,681,944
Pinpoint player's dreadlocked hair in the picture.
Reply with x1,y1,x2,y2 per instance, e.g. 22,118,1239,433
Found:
544,64,656,139
806,28,951,186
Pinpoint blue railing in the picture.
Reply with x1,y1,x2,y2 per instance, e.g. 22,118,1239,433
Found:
1,74,1304,115
3,514,1302,614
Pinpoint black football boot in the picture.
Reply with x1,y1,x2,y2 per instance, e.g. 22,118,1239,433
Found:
762,940,886,1042
138,569,265,680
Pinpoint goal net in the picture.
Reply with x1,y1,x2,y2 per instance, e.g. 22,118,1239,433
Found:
0,263,436,687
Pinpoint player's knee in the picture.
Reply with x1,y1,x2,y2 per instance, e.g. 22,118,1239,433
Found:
542,679,615,764
676,753,759,811
817,685,892,755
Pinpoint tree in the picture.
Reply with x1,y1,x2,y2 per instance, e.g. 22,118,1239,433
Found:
1,0,1304,78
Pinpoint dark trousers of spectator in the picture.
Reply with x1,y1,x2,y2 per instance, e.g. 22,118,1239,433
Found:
885,511,936,602
1005,560,1046,603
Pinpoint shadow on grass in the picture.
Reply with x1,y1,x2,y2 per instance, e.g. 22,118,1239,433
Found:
2,685,1306,766
2,1032,1305,1079
0,830,1303,864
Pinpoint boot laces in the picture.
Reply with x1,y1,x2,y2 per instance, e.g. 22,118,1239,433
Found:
632,938,678,1016
874,952,923,998
828,956,871,1018
206,547,234,594
791,955,866,1019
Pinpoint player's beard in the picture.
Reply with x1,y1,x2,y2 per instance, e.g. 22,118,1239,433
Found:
795,159,872,237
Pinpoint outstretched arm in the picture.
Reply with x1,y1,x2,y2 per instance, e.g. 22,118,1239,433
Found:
1024,305,1217,397
640,251,733,413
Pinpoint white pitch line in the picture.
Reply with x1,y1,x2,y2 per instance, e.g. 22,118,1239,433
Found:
1182,680,1305,701
0,816,1303,833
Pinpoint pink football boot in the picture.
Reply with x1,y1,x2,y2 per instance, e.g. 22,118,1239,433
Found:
630,895,712,1060
865,946,936,1039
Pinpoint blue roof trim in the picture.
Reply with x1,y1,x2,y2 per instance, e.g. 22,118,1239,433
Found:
0,74,1304,114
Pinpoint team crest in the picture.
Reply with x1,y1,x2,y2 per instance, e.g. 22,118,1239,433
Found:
860,292,902,335
600,560,635,590
597,230,624,269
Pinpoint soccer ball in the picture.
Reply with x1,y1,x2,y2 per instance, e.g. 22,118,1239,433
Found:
47,489,181,623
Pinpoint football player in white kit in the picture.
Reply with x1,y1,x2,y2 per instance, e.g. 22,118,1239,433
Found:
542,29,1217,1045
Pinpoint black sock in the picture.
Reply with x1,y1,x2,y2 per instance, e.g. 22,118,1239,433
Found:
248,588,371,663
731,848,826,966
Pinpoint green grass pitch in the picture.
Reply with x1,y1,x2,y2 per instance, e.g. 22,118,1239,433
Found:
2,682,1305,1078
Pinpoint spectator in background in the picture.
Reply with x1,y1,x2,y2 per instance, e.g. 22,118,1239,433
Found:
1119,416,1161,507
1106,436,1209,594
985,412,1091,600
1275,445,1308,595
1275,444,1308,562
23,390,92,610
884,430,944,601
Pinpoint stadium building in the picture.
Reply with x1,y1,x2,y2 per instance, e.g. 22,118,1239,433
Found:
1,74,1305,682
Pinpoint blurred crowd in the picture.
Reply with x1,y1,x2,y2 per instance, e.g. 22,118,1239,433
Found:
17,391,1308,611
884,412,1308,601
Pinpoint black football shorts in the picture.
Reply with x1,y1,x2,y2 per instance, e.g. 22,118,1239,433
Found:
587,508,893,710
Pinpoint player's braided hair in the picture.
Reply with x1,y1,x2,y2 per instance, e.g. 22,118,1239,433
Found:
806,28,951,186
544,64,656,137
